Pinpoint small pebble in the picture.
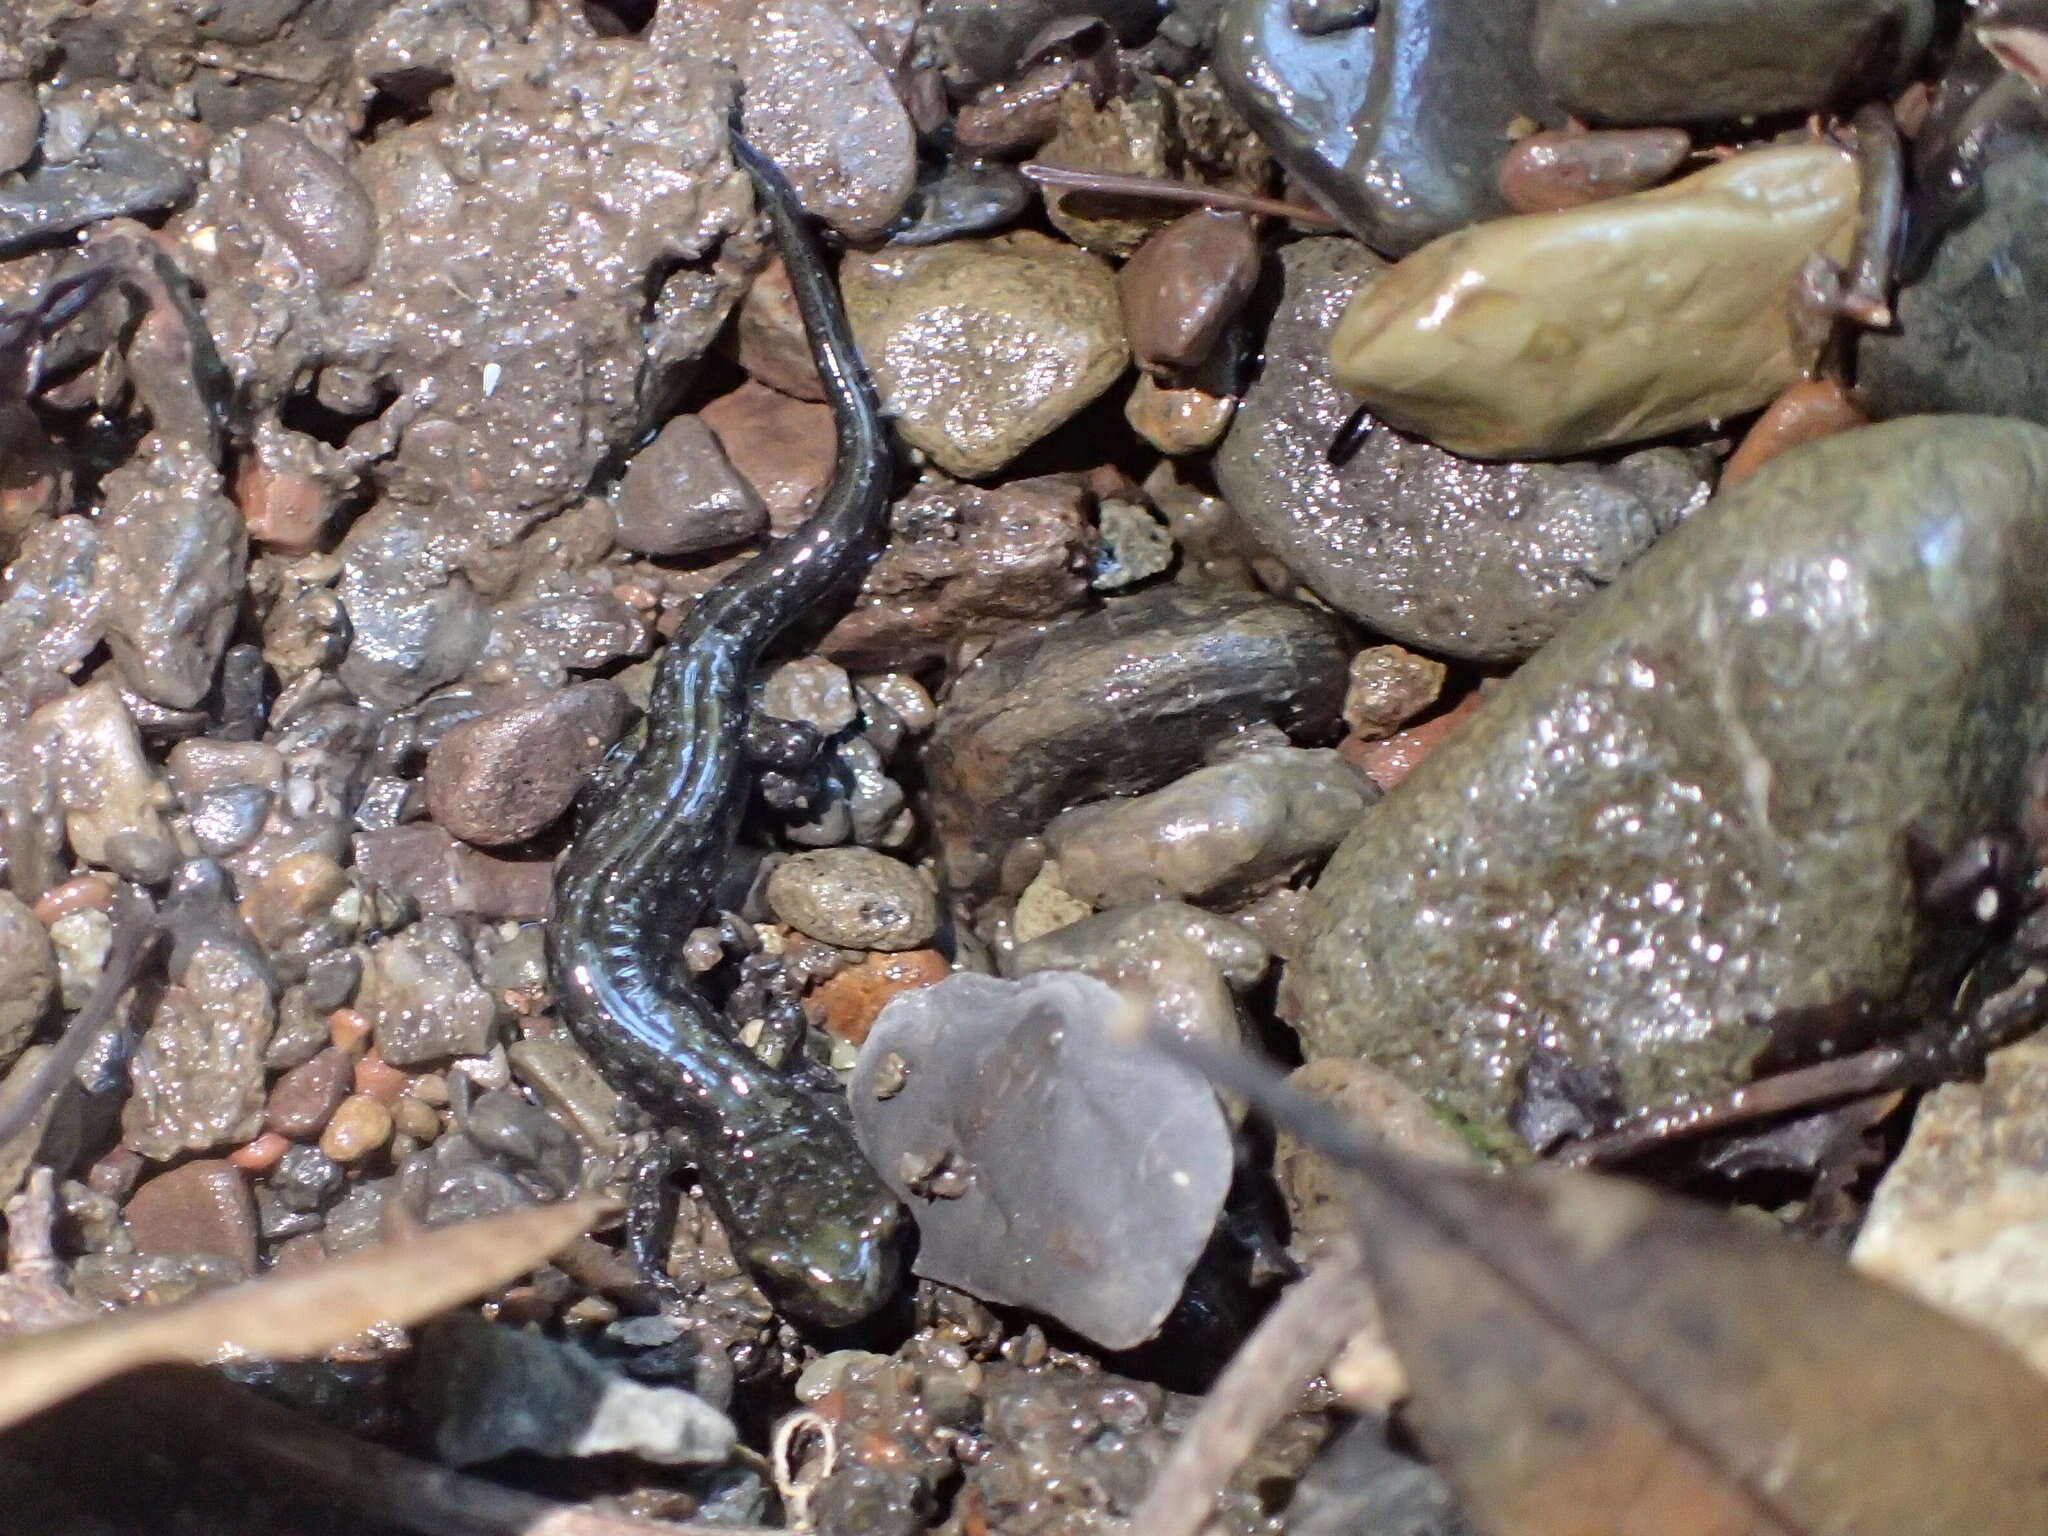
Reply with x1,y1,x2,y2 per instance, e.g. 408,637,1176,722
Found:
766,848,939,952
353,1048,410,1104
410,1072,451,1107
1721,377,1870,488
761,657,859,737
391,1094,442,1142
31,874,115,927
424,682,632,848
1497,127,1692,214
329,1007,372,1054
809,949,952,1045
50,908,113,1010
1342,645,1449,741
1116,210,1261,374
123,1160,258,1271
229,1131,291,1173
320,1094,395,1163
266,1047,354,1138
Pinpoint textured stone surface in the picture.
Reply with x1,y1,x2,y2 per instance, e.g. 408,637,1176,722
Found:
424,681,632,847
766,847,939,951
610,415,768,557
123,1160,258,1271
1533,0,1933,125
1217,238,1707,662
927,586,1351,897
1298,418,2048,1145
0,893,54,1072
843,233,1128,478
1328,146,1859,459
1862,143,2048,431
1853,1035,2048,1376
1215,0,1559,255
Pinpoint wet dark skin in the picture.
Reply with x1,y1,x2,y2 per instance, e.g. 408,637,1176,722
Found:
547,126,906,1327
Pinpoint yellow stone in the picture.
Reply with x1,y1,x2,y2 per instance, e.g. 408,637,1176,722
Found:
1328,145,1858,459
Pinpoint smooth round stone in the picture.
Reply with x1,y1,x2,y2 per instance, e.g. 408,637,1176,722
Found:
767,848,939,952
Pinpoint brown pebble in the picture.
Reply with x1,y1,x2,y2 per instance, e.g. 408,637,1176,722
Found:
353,1048,409,1104
1342,644,1449,741
423,681,632,847
87,1145,144,1199
32,874,115,927
238,851,350,957
232,455,331,554
329,1006,372,1054
123,1159,258,1271
1721,377,1869,489
320,1093,394,1162
731,257,825,402
809,949,952,1045
1497,127,1692,214
611,415,770,557
390,1094,441,1142
272,1233,327,1273
265,1046,353,1138
1116,210,1261,375
1340,688,1487,792
229,1131,291,1172
409,1071,450,1107
699,380,837,534
955,56,1088,159
239,121,378,287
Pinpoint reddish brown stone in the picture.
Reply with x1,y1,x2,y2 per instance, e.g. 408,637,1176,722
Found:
730,257,825,401
423,681,631,847
1116,210,1261,375
1722,377,1869,489
700,380,837,535
612,415,769,557
1497,127,1692,215
809,949,952,1044
229,1131,290,1172
123,1159,258,1270
1340,688,1487,792
266,1047,353,1138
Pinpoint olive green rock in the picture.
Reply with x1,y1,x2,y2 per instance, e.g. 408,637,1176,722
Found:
1295,418,2048,1148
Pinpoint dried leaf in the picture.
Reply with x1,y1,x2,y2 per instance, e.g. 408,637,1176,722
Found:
0,1196,612,1433
1172,1038,2048,1536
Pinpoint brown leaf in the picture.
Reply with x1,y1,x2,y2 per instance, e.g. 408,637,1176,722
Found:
1171,1037,2048,1536
0,1196,612,1433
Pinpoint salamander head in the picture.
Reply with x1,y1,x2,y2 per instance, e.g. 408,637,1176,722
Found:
740,1179,908,1329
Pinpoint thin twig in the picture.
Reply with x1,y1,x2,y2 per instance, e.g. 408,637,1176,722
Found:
0,886,160,1150
1018,162,1343,228
1133,1250,1379,1536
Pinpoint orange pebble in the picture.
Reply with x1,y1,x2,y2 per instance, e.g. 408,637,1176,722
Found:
328,1007,372,1054
1722,378,1868,489
32,874,115,927
809,949,952,1045
353,1048,409,1104
229,1131,291,1172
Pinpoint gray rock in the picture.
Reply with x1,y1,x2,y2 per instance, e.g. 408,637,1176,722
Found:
27,682,179,886
1009,902,1272,991
760,657,858,736
359,918,500,1066
611,414,768,557
412,1311,737,1467
1216,0,1559,255
928,585,1350,898
0,893,54,1072
98,451,245,710
1533,0,1933,125
767,847,938,951
1091,500,1175,592
1216,238,1708,663
337,507,489,709
927,0,1169,87
1045,746,1376,907
1297,417,2048,1147
852,971,1231,1349
1862,143,2048,429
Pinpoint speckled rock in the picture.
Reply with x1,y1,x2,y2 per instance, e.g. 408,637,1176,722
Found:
843,233,1128,478
611,415,768,557
767,848,938,952
1216,0,1560,255
1039,77,1182,258
1216,238,1707,662
27,682,179,884
1297,418,2048,1147
1343,644,1446,740
1330,145,1859,459
123,937,275,1162
1045,746,1377,908
336,507,489,709
358,918,500,1066
760,657,858,737
0,893,54,1071
1533,0,1933,125
1853,1035,2048,1376
821,474,1095,669
424,682,632,847
928,586,1351,897
1862,142,2048,430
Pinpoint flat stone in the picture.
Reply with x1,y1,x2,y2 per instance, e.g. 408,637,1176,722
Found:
1044,746,1377,907
424,681,632,847
1217,238,1708,662
1497,126,1691,214
1328,145,1858,459
1216,0,1560,256
927,586,1350,897
123,1159,259,1271
1533,0,1934,124
1862,141,2048,430
1296,417,2048,1147
843,233,1128,479
1853,1035,2048,1376
611,415,768,557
